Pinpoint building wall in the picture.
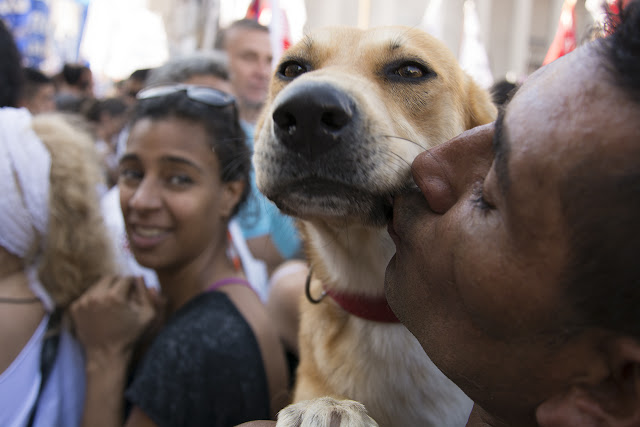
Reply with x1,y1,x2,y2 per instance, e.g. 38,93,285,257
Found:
302,0,596,82
146,0,599,84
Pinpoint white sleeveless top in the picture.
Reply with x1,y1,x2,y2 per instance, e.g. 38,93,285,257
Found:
0,293,86,427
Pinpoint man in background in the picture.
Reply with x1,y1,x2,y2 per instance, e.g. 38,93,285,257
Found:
215,19,272,125
18,68,56,114
119,68,151,105
216,19,307,360
216,19,303,273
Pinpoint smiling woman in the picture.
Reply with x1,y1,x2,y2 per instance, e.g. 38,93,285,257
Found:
71,85,291,427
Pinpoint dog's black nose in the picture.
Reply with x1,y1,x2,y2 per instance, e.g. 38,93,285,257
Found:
272,81,355,161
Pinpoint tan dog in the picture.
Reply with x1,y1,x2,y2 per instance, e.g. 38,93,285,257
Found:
254,26,496,426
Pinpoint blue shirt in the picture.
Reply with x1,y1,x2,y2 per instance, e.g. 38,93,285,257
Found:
237,121,302,259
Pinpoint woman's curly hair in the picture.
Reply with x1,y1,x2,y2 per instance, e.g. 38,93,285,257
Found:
31,113,117,310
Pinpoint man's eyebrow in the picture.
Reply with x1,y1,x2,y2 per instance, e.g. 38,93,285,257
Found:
493,107,511,196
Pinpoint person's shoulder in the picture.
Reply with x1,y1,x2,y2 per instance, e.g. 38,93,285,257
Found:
127,292,270,425
131,293,256,379
171,291,245,326
154,292,257,353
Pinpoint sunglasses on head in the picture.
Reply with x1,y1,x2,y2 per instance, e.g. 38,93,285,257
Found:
136,84,236,108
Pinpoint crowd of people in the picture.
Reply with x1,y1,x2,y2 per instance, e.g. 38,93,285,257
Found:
1,17,304,427
1,0,639,426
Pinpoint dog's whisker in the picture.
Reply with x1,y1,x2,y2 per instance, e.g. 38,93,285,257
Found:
386,150,413,168
379,149,415,179
380,134,428,151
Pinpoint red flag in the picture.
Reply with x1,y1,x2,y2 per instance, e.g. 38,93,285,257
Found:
244,0,291,55
246,0,262,20
604,0,633,35
607,0,633,13
543,0,577,65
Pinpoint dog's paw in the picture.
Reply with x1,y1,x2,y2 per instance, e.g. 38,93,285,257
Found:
275,397,379,427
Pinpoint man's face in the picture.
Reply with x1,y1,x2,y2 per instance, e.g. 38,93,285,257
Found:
224,28,272,110
122,78,145,105
25,83,56,114
386,45,638,424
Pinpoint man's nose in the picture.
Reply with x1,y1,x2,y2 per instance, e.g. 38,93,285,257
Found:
412,123,495,214
128,177,162,211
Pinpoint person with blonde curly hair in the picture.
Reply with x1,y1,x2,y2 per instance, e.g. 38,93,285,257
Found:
0,108,155,427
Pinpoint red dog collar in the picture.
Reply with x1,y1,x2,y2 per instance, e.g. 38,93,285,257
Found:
324,287,400,323
304,269,400,323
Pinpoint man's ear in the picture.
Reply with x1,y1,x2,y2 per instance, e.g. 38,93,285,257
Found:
536,336,640,427
219,180,245,219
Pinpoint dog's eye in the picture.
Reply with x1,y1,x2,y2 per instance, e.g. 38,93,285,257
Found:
385,61,434,83
278,61,308,79
396,64,424,79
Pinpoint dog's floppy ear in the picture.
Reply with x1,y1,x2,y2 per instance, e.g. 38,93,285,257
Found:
463,75,497,130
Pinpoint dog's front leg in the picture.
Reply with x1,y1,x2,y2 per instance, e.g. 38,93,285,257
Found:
276,397,379,427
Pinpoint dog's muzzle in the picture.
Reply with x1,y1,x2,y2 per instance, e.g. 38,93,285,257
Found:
258,80,398,225
272,80,357,162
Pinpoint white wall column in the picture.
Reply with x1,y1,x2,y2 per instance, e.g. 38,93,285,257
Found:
508,0,533,79
475,0,493,48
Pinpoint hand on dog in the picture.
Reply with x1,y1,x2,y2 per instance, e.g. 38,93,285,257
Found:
276,397,379,427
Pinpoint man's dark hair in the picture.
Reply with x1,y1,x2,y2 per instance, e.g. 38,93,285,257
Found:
22,67,53,100
214,19,269,50
61,63,90,85
130,89,251,217
129,68,151,82
489,79,518,107
600,0,640,102
0,19,24,107
24,67,52,84
59,63,92,92
562,0,640,339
